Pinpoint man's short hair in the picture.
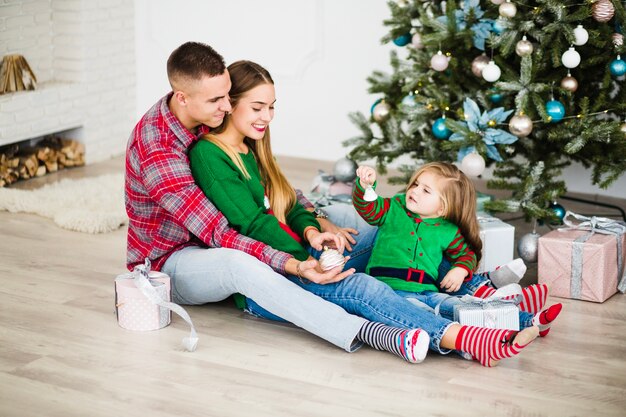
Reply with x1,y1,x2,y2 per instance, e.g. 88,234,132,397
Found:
167,42,226,89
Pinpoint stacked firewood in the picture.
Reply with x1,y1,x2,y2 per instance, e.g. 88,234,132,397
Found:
0,137,85,187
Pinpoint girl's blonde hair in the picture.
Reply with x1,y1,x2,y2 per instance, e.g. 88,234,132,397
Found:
406,162,482,266
203,60,296,224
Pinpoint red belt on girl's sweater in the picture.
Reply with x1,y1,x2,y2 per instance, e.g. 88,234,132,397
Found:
368,267,438,287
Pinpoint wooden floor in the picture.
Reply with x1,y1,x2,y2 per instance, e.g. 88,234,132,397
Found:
1,155,625,417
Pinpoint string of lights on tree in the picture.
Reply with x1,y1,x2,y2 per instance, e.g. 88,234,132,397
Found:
345,0,626,230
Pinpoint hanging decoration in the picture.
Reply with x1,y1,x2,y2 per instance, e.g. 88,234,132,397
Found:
609,56,626,77
411,32,424,49
432,116,452,139
499,0,517,18
613,33,625,48
492,18,506,35
436,0,494,51
372,100,391,123
546,100,566,123
482,60,502,82
548,201,566,224
393,33,412,46
461,152,486,177
508,113,533,137
561,47,581,68
517,231,540,263
561,73,579,92
591,0,615,23
431,50,449,71
471,54,491,77
449,98,518,162
515,36,534,57
573,25,589,46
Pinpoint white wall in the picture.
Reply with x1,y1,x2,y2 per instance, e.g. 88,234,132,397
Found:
134,0,625,198
135,0,392,162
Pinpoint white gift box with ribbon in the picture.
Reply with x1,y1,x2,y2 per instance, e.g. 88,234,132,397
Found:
476,212,515,273
115,259,199,351
453,283,522,331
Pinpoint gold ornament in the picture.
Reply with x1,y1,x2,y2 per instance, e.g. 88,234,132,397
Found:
515,36,534,57
487,120,497,127
471,54,490,77
509,114,534,137
561,75,579,92
591,0,615,23
372,101,391,123
499,1,517,18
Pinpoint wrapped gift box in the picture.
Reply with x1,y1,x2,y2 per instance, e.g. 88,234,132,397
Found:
453,301,520,330
538,228,626,303
476,212,515,273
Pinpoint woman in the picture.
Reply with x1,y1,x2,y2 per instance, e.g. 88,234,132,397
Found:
188,60,540,367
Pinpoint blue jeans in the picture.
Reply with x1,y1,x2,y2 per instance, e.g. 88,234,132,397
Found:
394,290,535,329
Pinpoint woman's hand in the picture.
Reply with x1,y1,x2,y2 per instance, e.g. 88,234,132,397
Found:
296,257,355,285
439,267,469,293
306,229,346,253
316,218,359,252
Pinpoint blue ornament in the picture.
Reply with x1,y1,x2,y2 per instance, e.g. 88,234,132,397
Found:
401,94,417,108
432,117,452,140
549,202,566,224
370,98,382,115
492,19,505,35
489,91,504,104
393,33,412,47
546,100,565,123
609,56,626,77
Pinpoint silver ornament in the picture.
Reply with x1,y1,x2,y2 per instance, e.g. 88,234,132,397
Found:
460,152,486,177
517,232,540,263
592,0,615,23
613,33,624,48
515,36,533,57
471,54,490,77
560,75,578,92
499,1,517,18
372,101,391,123
509,114,533,137
333,158,357,182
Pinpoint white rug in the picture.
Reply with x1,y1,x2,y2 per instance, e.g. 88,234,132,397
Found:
0,173,127,234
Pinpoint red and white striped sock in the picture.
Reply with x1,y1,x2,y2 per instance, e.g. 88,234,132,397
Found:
455,325,539,367
520,284,549,314
533,303,563,337
474,284,497,298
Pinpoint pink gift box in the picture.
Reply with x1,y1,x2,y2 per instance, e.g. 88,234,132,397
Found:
538,229,626,303
115,272,171,331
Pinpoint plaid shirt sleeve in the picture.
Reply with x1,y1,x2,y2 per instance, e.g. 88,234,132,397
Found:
295,188,314,209
142,149,291,273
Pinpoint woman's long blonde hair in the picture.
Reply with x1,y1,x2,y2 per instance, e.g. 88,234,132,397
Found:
406,162,483,266
204,60,296,223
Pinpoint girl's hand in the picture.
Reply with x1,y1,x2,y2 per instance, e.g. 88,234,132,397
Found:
297,257,354,285
316,218,358,252
306,230,346,254
439,267,468,293
356,165,376,186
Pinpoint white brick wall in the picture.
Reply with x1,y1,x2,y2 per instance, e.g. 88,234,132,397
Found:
0,0,136,163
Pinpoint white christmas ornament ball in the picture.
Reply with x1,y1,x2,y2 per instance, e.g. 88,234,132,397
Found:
490,0,505,4
515,36,534,57
372,101,391,123
319,247,346,271
573,25,589,46
561,47,581,69
431,51,449,72
482,61,501,82
411,32,424,49
509,114,533,137
499,1,517,18
461,153,486,177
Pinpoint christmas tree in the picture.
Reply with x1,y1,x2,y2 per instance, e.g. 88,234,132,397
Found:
345,0,626,222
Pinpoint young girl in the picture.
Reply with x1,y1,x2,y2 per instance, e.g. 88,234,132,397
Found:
189,60,540,367
354,162,561,337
